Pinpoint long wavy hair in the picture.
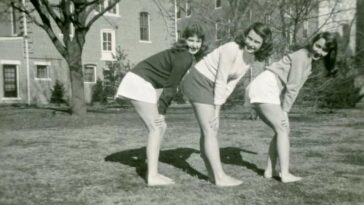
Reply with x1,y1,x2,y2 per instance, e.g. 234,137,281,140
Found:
234,22,273,62
306,32,338,76
171,23,208,61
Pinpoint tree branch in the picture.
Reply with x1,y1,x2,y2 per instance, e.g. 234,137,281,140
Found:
85,0,121,29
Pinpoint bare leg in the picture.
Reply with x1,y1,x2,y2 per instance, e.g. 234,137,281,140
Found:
252,107,278,178
191,102,242,187
130,100,174,186
254,103,302,183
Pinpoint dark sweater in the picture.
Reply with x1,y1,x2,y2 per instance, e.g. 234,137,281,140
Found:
131,49,194,114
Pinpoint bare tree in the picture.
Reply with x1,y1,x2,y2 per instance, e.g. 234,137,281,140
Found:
8,0,121,115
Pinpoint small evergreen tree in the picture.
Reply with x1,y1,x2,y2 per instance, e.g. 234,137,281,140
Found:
50,80,66,105
91,79,107,104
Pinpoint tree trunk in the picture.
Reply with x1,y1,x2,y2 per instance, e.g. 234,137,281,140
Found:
67,47,86,116
69,67,87,115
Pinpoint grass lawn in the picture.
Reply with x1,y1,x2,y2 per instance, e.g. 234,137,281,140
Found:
0,105,363,205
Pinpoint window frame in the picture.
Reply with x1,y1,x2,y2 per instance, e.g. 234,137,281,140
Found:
215,0,222,9
10,6,18,36
83,64,97,83
95,0,120,17
139,12,151,43
100,29,116,61
34,62,51,81
1,60,20,100
186,0,192,17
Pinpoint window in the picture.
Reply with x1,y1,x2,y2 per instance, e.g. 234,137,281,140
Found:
186,0,192,17
34,62,51,80
10,6,19,36
96,0,119,16
303,20,308,38
248,9,252,23
84,65,96,83
140,12,150,42
3,64,18,98
215,0,222,9
265,14,271,25
215,21,223,40
176,0,181,19
101,29,116,60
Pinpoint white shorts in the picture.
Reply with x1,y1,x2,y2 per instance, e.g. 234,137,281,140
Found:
115,72,158,104
246,70,281,105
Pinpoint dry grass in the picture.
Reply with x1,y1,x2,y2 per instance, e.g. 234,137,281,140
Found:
0,106,363,205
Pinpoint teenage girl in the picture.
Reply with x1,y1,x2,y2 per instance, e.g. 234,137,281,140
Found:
246,32,337,183
115,23,207,186
182,22,273,186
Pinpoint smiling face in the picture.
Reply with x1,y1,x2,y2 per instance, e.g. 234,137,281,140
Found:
244,29,263,54
311,38,329,60
186,35,202,55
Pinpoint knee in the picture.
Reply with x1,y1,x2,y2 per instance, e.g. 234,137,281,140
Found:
272,124,287,136
147,119,167,133
201,127,217,138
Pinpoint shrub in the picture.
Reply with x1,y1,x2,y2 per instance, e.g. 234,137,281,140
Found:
297,57,363,109
50,80,67,104
91,79,107,104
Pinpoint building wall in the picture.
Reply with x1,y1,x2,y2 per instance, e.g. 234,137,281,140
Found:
319,0,357,56
0,0,175,105
0,38,27,104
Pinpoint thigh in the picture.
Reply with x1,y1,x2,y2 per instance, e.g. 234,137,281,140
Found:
254,103,286,131
130,100,160,129
191,102,216,132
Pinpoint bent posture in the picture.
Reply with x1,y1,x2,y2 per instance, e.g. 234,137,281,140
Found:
182,22,273,186
247,32,337,183
115,23,207,186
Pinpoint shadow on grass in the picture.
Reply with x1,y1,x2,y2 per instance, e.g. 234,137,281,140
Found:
105,147,264,182
105,147,208,183
220,147,264,177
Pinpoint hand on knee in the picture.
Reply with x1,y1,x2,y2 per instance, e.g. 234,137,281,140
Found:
154,115,167,131
208,117,219,131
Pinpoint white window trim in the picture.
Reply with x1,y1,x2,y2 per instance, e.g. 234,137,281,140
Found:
215,0,222,9
0,37,23,41
0,60,21,65
83,65,97,84
34,61,51,81
139,12,152,43
94,2,120,17
1,62,21,100
100,29,116,61
10,6,17,36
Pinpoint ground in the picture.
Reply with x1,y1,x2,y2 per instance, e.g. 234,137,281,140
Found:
0,106,363,205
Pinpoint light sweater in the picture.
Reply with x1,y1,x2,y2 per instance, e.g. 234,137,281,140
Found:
195,41,252,105
267,48,313,112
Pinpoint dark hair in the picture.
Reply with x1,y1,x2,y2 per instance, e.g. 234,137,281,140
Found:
171,23,208,61
306,32,338,76
234,22,273,61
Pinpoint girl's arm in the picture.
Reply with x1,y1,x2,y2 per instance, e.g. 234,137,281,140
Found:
281,51,309,112
214,43,236,105
158,52,193,114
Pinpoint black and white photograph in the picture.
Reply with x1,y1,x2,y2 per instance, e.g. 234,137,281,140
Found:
0,0,363,204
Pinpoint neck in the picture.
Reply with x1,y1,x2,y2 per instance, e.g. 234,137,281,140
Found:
243,49,254,64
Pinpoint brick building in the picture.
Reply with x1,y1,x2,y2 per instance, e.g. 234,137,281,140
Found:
0,0,175,105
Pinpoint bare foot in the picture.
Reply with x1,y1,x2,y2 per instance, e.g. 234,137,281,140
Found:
147,174,175,186
280,173,302,183
215,175,243,187
264,170,279,179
